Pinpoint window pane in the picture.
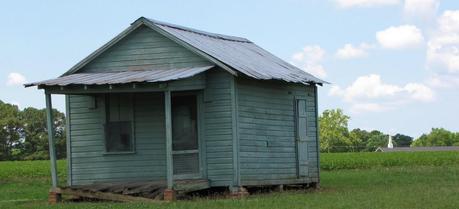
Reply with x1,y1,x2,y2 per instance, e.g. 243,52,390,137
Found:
173,153,199,175
172,95,198,151
108,94,132,122
105,121,132,152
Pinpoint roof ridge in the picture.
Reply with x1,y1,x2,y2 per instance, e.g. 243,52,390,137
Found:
146,18,252,43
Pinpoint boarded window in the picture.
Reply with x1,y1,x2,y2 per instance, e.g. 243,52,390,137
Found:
104,94,134,152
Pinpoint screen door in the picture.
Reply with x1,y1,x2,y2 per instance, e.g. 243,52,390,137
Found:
171,94,200,178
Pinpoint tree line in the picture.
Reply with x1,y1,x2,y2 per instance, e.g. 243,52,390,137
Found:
0,100,66,161
1,100,459,160
319,109,459,152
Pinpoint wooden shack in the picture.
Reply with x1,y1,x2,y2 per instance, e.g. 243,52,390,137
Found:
26,17,325,201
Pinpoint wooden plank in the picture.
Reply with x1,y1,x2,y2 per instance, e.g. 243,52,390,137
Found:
62,21,145,75
230,76,240,187
236,80,319,183
197,92,207,178
296,99,309,177
45,94,58,188
60,188,159,203
66,95,72,186
241,178,313,186
314,85,320,183
203,70,234,186
69,93,169,184
174,179,210,192
65,23,213,75
164,90,173,189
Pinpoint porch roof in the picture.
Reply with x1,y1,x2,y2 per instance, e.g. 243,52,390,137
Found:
24,65,213,87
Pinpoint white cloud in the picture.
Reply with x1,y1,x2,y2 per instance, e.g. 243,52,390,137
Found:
291,45,327,78
403,0,439,20
329,74,434,113
350,102,386,113
427,10,459,73
334,0,400,8
425,10,459,89
335,43,372,59
376,25,424,49
6,72,27,86
428,74,459,88
329,74,403,102
404,83,435,102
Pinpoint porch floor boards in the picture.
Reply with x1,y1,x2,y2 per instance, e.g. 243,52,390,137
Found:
61,179,209,201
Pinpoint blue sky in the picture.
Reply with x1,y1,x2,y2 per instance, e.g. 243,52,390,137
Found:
1,0,458,137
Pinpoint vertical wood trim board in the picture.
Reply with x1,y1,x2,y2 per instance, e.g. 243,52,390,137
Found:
164,91,173,189
314,85,321,183
65,95,72,186
230,76,240,187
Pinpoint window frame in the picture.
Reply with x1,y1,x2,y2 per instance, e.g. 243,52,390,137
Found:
102,94,136,155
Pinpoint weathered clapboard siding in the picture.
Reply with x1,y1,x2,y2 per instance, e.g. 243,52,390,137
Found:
236,78,319,185
69,93,166,185
79,25,211,73
203,69,234,186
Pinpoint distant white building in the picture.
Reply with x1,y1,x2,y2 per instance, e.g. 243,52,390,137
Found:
387,135,394,149
376,146,459,152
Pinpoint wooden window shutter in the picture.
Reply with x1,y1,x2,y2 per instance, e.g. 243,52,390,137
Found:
296,99,309,177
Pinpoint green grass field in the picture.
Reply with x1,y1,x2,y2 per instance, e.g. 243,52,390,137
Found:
1,152,459,209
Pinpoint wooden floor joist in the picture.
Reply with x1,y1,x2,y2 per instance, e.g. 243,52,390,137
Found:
60,179,210,202
61,188,160,203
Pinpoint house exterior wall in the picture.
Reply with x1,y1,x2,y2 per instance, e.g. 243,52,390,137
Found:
67,69,237,186
63,21,319,187
68,93,166,185
79,25,211,73
65,23,238,187
236,77,319,185
202,69,235,187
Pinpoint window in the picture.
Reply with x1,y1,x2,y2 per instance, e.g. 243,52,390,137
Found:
104,94,134,153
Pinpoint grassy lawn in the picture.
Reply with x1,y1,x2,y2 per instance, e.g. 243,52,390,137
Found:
1,152,459,209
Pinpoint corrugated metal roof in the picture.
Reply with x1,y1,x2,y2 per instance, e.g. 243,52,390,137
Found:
25,66,213,87
148,18,327,85
28,17,326,87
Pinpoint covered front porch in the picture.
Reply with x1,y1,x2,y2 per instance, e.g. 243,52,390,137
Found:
30,67,214,201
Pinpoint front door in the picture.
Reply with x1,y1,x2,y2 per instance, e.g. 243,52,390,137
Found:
172,94,200,179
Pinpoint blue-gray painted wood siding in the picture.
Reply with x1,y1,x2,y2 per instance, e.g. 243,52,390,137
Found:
203,69,234,186
68,93,166,185
79,25,211,73
236,78,319,185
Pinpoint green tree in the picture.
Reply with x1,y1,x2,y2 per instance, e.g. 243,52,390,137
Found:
0,100,66,161
412,128,459,147
319,109,351,152
365,130,388,151
0,101,23,160
393,133,413,147
349,128,371,152
21,107,66,160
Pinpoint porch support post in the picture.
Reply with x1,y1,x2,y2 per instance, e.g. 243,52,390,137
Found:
164,90,173,189
314,85,321,188
45,93,58,188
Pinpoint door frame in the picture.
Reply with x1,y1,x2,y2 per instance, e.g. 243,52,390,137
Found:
171,91,206,180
